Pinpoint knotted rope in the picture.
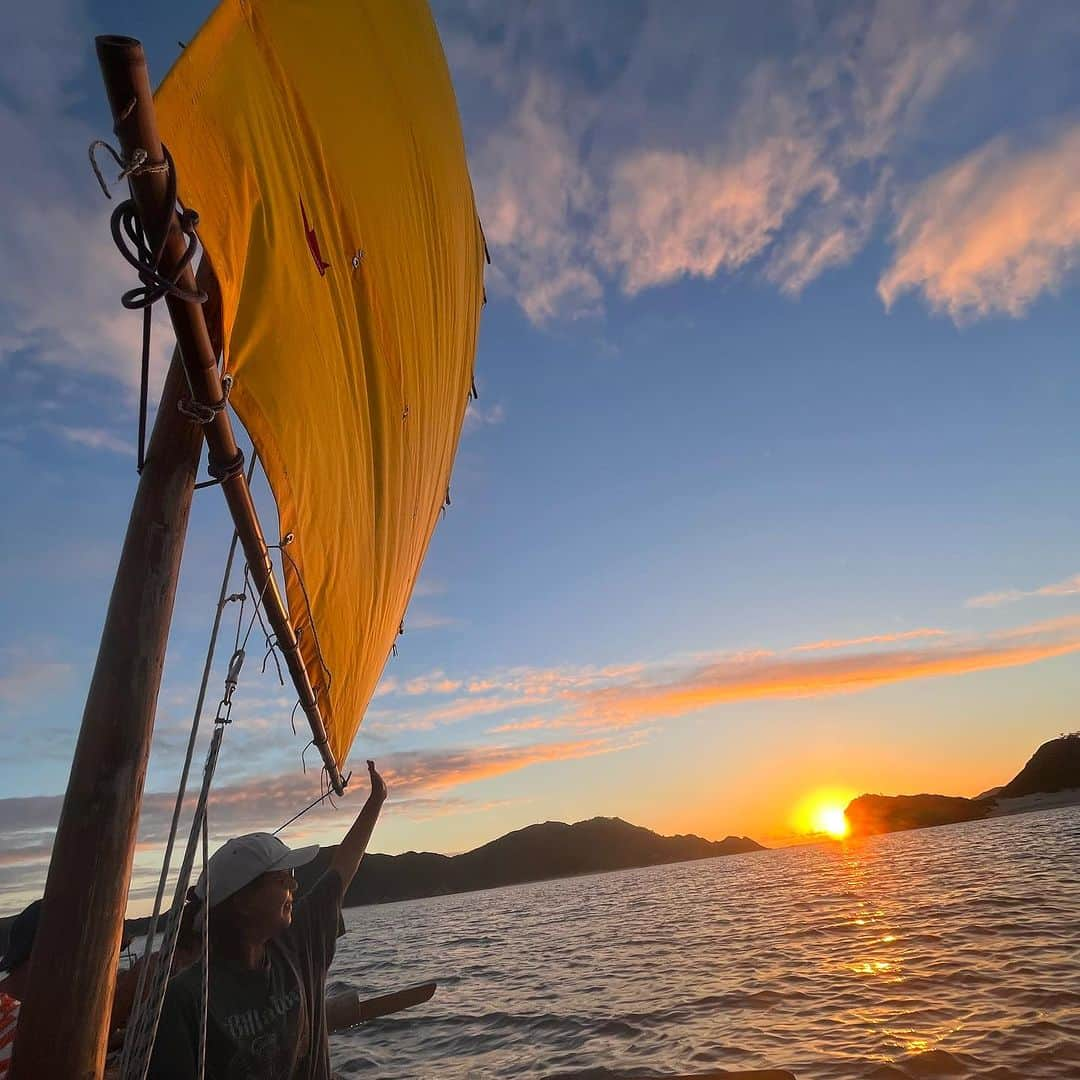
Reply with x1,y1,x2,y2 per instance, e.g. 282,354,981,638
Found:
89,140,207,473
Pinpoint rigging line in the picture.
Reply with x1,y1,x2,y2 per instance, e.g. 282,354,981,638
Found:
241,568,284,685
273,788,333,835
231,582,247,656
119,456,256,1080
277,543,334,696
198,812,209,1080
121,502,248,1064
137,309,151,473
238,563,272,654
324,766,339,811
121,719,229,1080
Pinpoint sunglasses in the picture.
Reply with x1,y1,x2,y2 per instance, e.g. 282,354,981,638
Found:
263,868,297,886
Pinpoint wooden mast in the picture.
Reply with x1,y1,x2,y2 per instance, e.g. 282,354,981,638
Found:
14,34,344,1078
12,345,203,1080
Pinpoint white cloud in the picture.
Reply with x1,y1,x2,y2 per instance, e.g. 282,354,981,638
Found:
48,424,133,455
596,138,834,295
446,0,1003,322
0,0,173,395
473,73,602,322
463,400,506,433
967,571,1080,609
404,611,464,631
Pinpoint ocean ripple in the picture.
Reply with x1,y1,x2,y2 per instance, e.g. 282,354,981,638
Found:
332,805,1080,1078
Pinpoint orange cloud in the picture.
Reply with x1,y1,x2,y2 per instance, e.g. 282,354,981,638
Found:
570,618,1080,728
596,141,834,295
371,618,1080,737
391,693,550,731
487,716,551,734
380,737,631,795
402,672,463,696
879,124,1080,320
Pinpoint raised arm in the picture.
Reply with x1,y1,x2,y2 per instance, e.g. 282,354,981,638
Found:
329,760,387,895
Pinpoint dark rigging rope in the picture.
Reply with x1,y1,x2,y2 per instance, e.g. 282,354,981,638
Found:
89,140,208,473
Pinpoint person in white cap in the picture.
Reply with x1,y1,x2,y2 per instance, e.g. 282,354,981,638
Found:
148,759,387,1079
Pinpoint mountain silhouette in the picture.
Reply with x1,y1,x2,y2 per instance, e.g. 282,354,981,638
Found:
845,733,1080,836
301,815,764,906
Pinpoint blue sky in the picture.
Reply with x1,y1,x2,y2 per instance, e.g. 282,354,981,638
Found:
4,0,1080,913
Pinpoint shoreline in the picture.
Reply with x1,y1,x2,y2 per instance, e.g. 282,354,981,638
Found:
984,787,1080,818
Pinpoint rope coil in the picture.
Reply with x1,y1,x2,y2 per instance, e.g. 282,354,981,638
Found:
89,139,208,474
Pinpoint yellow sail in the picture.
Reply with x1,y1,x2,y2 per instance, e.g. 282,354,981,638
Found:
155,0,485,767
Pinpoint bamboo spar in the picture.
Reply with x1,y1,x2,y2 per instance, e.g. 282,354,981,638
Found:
13,34,343,1080
94,36,346,798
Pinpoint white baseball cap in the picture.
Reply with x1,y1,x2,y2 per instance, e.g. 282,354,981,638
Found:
194,832,320,908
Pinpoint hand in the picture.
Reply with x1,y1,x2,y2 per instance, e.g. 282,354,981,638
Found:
367,759,388,805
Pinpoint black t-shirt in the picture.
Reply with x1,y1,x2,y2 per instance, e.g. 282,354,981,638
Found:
149,870,342,1080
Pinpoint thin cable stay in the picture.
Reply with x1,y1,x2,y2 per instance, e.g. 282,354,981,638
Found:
118,458,286,1080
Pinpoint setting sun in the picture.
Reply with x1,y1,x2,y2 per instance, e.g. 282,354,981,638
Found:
791,788,857,840
812,804,850,839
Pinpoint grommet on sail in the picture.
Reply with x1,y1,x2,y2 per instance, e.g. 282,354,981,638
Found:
155,0,486,768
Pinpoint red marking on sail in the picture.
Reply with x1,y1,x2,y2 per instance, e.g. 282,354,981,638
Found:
300,195,331,276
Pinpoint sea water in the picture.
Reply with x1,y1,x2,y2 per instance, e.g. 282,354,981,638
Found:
329,805,1080,1079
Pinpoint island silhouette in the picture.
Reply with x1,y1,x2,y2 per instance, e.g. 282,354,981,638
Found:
845,732,1080,836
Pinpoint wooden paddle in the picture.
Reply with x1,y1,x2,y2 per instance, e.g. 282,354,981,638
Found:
326,981,438,1032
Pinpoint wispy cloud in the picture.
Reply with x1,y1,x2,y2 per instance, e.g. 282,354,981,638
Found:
372,675,400,699
0,0,173,394
404,611,464,632
388,693,548,733
0,649,73,706
879,124,1080,320
463,400,506,433
411,580,446,599
595,137,834,295
0,734,634,912
370,616,1080,737
379,737,632,795
967,572,1080,609
487,716,551,734
371,662,649,733
48,424,133,456
402,672,463,696
791,628,948,652
474,72,602,322
443,0,1009,322
570,617,1080,729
